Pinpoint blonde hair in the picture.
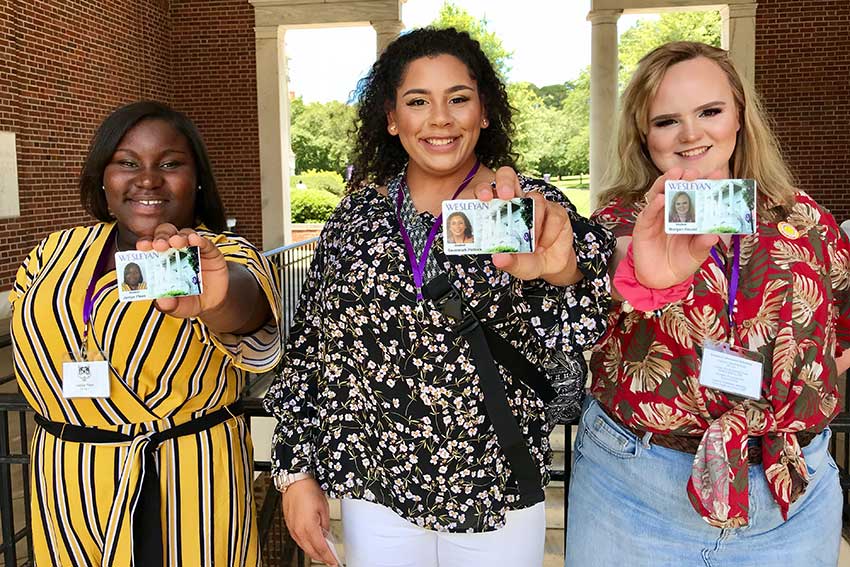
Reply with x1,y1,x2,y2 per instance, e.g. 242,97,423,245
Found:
597,41,796,220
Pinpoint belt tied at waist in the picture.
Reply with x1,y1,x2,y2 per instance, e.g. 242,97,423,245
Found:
34,401,243,567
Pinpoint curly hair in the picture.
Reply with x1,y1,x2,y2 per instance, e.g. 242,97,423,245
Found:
80,101,226,232
348,27,516,189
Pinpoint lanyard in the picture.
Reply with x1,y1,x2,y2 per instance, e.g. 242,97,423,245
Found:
81,225,117,358
710,234,741,344
396,160,480,300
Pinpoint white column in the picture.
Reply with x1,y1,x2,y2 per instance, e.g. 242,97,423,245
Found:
721,3,758,87
587,9,622,209
255,25,292,248
372,19,404,56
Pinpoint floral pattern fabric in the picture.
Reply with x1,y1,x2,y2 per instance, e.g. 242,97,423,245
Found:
265,173,614,533
592,191,850,528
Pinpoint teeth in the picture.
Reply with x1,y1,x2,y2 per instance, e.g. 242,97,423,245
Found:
139,200,163,205
426,138,455,146
679,147,708,157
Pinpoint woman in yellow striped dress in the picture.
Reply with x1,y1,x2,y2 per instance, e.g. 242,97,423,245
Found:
9,101,281,567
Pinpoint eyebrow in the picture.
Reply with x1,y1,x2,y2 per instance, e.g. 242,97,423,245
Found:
401,84,475,97
649,100,727,123
114,147,189,155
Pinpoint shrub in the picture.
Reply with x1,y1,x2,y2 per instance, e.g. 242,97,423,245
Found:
291,187,341,223
290,170,346,196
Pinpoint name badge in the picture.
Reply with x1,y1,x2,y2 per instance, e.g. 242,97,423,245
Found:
63,352,110,398
698,341,763,400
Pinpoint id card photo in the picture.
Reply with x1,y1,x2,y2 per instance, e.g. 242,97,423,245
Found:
116,246,203,302
665,179,757,235
442,198,535,255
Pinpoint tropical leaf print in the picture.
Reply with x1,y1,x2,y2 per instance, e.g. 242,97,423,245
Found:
635,401,700,431
739,279,787,349
771,241,818,271
686,305,723,343
829,241,850,291
791,274,823,327
624,341,673,393
659,306,693,349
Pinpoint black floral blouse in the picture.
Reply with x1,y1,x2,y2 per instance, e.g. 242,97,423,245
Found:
264,173,615,532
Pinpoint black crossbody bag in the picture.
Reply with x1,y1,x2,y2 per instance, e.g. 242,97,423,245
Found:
424,273,585,507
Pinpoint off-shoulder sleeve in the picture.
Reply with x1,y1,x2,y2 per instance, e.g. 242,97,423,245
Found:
510,177,616,355
263,229,329,477
190,231,282,373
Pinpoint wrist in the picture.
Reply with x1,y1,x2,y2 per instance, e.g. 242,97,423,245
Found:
274,471,313,494
543,247,580,287
614,243,692,311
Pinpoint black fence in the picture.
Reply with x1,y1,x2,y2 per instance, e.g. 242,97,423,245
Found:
1,238,849,566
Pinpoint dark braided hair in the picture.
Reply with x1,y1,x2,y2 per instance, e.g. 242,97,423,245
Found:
348,27,516,189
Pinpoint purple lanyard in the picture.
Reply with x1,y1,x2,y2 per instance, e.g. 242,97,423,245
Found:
396,161,480,300
80,226,117,357
710,234,741,343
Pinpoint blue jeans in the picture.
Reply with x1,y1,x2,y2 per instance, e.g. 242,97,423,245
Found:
565,398,842,567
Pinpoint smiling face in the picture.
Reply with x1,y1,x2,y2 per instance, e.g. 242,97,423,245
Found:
448,213,469,238
646,57,740,178
103,119,197,242
674,194,691,215
124,263,142,288
387,54,486,182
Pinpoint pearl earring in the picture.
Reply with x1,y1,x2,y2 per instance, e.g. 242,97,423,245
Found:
482,118,489,127
389,124,397,134
197,185,202,192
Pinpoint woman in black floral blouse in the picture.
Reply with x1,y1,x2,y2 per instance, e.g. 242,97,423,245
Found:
264,27,615,567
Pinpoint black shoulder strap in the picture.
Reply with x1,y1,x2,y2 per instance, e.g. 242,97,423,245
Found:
424,273,545,507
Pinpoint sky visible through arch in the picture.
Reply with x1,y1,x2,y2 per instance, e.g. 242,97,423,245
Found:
285,0,652,104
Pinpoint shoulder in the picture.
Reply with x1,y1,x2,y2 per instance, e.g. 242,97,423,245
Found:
35,223,110,258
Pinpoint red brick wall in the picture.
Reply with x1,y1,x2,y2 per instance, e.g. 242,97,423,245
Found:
170,0,262,248
755,0,850,223
0,0,173,290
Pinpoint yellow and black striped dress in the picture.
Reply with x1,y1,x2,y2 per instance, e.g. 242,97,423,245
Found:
9,222,281,567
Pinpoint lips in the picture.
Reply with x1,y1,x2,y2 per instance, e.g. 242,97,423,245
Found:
423,137,457,147
676,146,711,158
127,197,168,211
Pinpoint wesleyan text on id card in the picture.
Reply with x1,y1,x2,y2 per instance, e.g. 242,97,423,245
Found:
442,198,535,255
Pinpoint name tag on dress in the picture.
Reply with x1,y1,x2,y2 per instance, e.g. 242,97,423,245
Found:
698,341,763,400
62,357,110,398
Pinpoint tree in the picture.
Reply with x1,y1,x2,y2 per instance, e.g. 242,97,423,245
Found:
618,11,721,85
289,97,357,174
430,2,513,79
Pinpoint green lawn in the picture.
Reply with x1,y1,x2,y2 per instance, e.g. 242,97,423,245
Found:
547,175,591,217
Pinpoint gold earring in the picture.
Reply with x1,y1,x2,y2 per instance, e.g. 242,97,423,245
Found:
389,124,397,134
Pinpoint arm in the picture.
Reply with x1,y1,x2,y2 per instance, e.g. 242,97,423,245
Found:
262,232,338,566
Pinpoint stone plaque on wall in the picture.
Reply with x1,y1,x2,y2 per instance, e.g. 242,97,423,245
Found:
0,132,20,219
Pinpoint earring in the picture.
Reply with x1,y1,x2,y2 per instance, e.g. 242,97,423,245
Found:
101,184,106,191
388,124,397,134
481,118,489,128
197,185,202,192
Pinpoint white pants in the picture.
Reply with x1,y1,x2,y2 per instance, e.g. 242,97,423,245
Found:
340,499,546,567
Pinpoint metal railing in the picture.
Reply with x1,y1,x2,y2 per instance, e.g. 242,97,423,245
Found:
1,237,849,566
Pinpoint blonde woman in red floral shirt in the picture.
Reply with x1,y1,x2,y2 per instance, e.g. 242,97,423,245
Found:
565,41,850,566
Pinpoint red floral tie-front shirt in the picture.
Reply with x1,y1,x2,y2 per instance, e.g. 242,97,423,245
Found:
591,191,850,528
